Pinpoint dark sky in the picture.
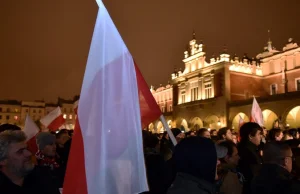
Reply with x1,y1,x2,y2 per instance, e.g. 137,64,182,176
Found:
1,0,300,102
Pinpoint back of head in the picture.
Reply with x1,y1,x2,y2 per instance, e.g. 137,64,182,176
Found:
217,127,228,140
239,122,261,143
197,128,208,137
143,132,159,149
263,141,291,165
268,128,282,141
288,128,298,139
173,136,217,183
36,132,56,151
0,124,21,133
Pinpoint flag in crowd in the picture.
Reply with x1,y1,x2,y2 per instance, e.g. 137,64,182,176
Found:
63,0,161,194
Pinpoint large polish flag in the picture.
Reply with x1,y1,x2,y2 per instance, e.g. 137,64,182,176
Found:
24,115,39,154
251,97,264,127
63,1,161,194
40,107,65,131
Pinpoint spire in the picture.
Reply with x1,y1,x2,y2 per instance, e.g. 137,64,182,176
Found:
267,29,272,52
193,30,196,40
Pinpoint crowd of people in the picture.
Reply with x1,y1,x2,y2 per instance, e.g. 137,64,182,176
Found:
142,123,300,194
0,122,300,194
0,124,72,194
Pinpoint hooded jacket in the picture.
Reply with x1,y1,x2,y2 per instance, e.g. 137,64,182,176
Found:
167,137,217,194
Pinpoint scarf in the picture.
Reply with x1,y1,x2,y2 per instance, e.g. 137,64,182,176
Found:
35,150,59,170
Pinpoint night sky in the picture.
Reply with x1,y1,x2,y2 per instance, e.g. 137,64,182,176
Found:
1,0,300,102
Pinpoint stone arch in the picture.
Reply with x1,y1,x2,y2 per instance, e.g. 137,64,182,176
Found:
189,117,203,131
204,115,219,130
148,123,154,132
155,121,164,133
262,109,278,130
180,119,188,132
286,106,300,128
231,112,250,131
167,120,172,128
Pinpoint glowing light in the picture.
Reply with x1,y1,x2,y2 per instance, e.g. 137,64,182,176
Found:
14,116,18,120
63,114,67,119
286,123,290,127
208,128,211,131
217,121,221,126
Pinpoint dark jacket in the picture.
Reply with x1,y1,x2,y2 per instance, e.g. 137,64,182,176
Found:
168,172,215,194
141,147,169,194
238,141,262,194
251,164,300,194
0,166,60,194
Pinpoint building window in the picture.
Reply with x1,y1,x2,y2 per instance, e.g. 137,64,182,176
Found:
25,109,28,113
64,108,67,113
270,84,277,95
70,108,73,113
0,108,2,112
0,115,2,120
181,91,186,103
205,83,212,99
169,105,173,112
191,87,198,101
39,109,42,113
296,79,300,91
33,109,36,113
7,108,10,113
6,115,10,120
69,115,73,119
161,106,165,113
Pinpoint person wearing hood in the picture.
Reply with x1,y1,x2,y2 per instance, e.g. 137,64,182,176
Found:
167,136,218,194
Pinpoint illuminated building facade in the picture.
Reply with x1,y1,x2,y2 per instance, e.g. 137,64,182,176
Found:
150,33,300,133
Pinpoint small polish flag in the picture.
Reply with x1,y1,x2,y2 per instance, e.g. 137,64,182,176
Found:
40,107,65,131
24,115,39,154
250,97,264,127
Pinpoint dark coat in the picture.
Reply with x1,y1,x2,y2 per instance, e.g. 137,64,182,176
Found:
251,164,300,194
0,166,60,194
167,172,215,194
238,141,262,194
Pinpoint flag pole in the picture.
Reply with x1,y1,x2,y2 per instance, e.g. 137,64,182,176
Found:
160,115,177,146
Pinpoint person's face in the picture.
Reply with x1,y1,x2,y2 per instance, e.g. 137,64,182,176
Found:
203,131,211,139
249,130,262,146
0,141,34,176
263,128,267,136
232,135,237,144
276,132,283,141
190,132,196,137
42,143,56,157
296,132,299,139
284,149,293,173
224,130,232,141
212,131,217,136
226,146,240,166
57,133,70,146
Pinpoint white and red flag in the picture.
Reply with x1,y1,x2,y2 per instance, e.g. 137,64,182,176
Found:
40,107,65,131
73,100,79,115
250,97,264,127
63,1,161,194
24,115,39,154
238,114,244,129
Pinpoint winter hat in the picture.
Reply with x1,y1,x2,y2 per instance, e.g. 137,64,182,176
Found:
36,132,56,150
171,128,182,138
215,143,228,159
